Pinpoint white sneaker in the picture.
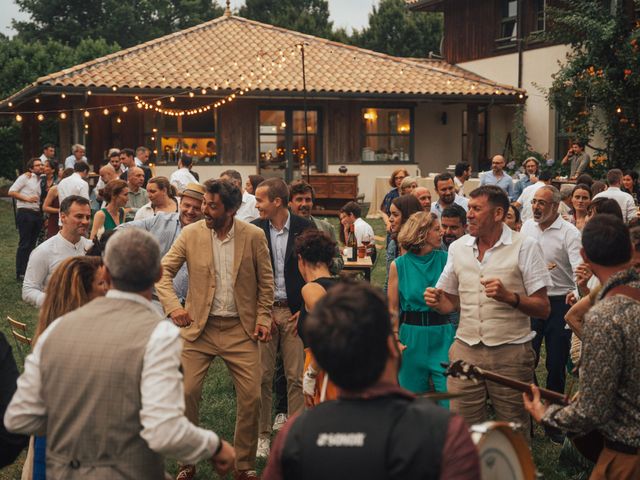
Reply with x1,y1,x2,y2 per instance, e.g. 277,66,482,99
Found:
256,435,270,458
272,413,288,432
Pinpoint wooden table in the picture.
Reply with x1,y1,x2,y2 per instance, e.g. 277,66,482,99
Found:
342,256,374,282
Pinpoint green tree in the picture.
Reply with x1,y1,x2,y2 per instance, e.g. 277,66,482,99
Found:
239,0,334,38
546,0,640,170
350,0,442,58
12,0,224,49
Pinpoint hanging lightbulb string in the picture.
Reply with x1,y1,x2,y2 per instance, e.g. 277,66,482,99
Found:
2,43,302,122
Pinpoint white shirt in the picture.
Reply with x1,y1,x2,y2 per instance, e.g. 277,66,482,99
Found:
134,157,143,167
4,290,219,465
521,216,582,296
593,187,637,223
516,181,546,222
57,172,90,204
454,176,465,197
430,195,469,218
210,227,238,316
9,173,41,211
236,191,259,223
134,202,156,221
354,217,375,246
170,168,199,193
269,212,290,301
437,224,552,343
64,155,88,169
22,232,93,307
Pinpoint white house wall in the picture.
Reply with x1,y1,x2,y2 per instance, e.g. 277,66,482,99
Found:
459,44,572,160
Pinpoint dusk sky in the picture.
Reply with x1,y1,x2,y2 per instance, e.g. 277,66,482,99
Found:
0,0,379,37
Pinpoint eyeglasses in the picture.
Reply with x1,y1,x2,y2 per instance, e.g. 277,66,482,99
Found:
395,176,406,181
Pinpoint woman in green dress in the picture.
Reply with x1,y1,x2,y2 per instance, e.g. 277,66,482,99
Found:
90,179,129,240
387,211,455,405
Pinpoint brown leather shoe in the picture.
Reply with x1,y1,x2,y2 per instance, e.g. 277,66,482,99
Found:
235,470,259,480
176,465,196,480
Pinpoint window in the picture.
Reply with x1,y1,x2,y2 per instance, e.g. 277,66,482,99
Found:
554,110,573,166
462,108,488,170
496,0,518,47
156,112,216,164
361,108,412,162
259,108,320,181
533,0,546,33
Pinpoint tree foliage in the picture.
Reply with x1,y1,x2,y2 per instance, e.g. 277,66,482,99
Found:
12,0,224,49
350,0,443,58
240,0,334,39
546,0,640,170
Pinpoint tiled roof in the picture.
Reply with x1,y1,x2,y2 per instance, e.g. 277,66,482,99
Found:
405,0,443,11
1,14,523,106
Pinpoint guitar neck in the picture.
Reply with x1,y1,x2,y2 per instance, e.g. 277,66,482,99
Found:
480,369,569,405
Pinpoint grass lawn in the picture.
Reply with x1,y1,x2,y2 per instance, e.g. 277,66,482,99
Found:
1,202,586,479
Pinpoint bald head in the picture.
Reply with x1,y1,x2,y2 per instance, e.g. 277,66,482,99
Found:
491,155,506,174
413,186,432,211
99,164,117,184
128,166,145,190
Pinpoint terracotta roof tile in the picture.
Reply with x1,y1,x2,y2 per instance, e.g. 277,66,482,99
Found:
2,15,523,106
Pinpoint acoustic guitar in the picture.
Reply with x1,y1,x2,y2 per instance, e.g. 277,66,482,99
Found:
444,360,603,463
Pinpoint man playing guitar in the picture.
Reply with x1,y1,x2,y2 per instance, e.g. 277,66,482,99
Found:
524,214,640,479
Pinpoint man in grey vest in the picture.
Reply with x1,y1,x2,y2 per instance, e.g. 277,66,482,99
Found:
426,185,552,439
4,228,235,479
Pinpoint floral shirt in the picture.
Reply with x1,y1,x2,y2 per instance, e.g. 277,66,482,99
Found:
542,268,640,447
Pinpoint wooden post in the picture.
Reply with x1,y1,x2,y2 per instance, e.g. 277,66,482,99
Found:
466,104,479,172
59,116,71,160
21,115,40,168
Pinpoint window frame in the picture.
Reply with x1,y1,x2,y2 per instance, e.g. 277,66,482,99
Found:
359,106,414,164
153,110,219,165
495,0,519,49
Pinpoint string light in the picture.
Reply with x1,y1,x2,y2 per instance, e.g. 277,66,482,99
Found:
122,106,128,112
35,98,40,103
61,93,66,99
60,112,67,119
37,114,44,121
103,108,110,115
15,114,22,122
87,90,92,95
84,111,90,117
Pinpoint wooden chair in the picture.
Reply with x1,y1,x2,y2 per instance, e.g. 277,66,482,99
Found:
7,316,32,360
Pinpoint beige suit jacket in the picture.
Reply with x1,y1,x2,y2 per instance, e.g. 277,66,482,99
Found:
156,218,274,342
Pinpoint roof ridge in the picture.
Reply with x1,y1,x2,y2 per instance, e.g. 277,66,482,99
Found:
37,15,233,84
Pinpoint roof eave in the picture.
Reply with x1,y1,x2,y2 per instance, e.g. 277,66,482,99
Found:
406,0,444,12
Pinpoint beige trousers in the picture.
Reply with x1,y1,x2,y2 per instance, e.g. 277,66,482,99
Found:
447,339,536,440
181,315,261,471
259,306,304,436
590,448,640,480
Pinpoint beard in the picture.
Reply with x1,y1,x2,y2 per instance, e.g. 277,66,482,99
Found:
206,215,228,231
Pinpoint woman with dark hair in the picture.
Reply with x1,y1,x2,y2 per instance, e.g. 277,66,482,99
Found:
41,167,73,239
387,211,453,403
385,195,423,291
380,168,410,233
24,256,107,480
587,197,623,221
569,184,592,231
134,176,178,220
590,180,607,197
622,170,639,205
505,204,522,232
296,230,339,407
90,179,128,240
40,159,58,204
246,174,265,195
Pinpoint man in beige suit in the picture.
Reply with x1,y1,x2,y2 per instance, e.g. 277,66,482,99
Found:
157,179,274,480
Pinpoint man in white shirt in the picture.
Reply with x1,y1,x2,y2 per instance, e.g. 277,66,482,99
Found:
520,187,582,440
135,146,150,167
38,144,55,164
513,170,553,222
22,195,93,308
220,169,259,222
64,144,88,169
57,161,90,205
593,168,636,222
9,158,43,280
340,201,376,262
425,185,551,439
170,155,199,194
454,162,471,197
430,173,469,218
6,228,235,478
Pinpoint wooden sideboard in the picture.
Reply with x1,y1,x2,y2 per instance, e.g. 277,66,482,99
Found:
307,173,359,216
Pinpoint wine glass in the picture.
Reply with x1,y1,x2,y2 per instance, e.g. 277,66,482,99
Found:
361,233,373,257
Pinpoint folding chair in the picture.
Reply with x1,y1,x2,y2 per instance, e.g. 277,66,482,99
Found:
7,316,32,361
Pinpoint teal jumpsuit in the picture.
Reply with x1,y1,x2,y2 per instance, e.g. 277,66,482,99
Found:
395,250,455,406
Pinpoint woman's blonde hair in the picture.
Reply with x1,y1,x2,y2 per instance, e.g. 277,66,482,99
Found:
398,211,438,253
33,256,103,345
400,176,418,194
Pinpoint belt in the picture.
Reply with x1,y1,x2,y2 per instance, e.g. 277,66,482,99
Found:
401,311,450,327
17,208,41,214
605,439,639,455
273,299,289,308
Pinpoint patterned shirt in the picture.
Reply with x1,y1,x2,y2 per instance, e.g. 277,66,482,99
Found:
543,268,640,446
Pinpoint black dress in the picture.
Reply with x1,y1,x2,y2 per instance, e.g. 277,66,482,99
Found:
298,277,338,347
